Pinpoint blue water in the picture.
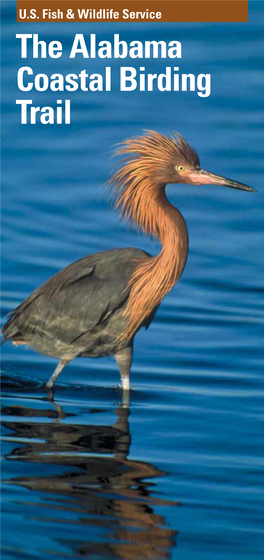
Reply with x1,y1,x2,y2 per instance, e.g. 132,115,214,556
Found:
1,2,264,559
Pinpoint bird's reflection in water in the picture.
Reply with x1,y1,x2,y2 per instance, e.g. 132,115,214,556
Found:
2,385,178,560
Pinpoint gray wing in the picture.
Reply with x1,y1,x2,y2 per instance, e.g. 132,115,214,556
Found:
2,248,150,346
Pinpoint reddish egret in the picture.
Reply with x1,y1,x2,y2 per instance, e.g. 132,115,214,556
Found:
2,131,254,392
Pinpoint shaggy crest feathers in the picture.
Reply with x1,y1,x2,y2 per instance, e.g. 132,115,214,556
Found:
109,130,198,236
113,130,199,167
109,131,190,344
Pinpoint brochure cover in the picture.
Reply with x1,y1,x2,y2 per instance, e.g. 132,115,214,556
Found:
1,1,263,559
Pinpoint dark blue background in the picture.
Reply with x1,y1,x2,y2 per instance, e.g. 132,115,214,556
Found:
1,2,264,559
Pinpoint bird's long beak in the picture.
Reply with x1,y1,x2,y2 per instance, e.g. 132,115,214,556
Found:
189,168,255,192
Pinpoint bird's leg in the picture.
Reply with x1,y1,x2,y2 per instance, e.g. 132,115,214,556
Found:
46,359,69,390
115,345,133,393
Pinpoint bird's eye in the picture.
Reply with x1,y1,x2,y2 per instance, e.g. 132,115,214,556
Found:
176,165,185,173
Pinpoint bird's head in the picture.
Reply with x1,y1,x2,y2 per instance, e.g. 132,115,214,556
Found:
111,130,254,193
109,131,254,230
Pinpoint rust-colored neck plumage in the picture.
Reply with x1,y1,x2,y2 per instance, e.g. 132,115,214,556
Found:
109,131,191,344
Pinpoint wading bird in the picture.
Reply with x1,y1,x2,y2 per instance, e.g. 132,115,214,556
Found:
2,131,254,392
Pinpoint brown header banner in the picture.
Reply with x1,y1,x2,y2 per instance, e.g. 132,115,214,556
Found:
17,1,248,23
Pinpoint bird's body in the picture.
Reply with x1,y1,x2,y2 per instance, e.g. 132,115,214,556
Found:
4,248,152,360
2,131,253,392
